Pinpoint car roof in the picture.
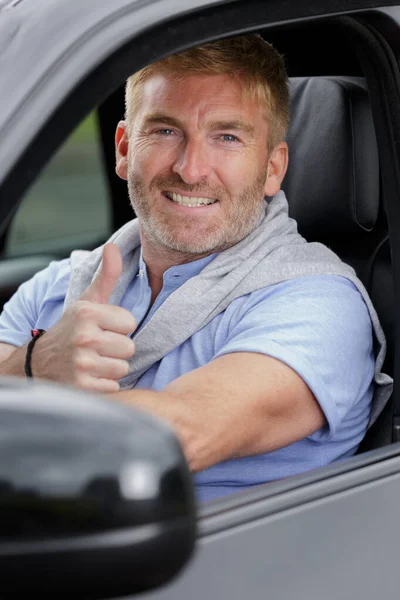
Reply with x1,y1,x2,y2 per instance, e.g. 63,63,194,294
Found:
0,0,21,10
0,0,397,98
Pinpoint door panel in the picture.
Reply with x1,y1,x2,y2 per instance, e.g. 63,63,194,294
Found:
139,453,400,600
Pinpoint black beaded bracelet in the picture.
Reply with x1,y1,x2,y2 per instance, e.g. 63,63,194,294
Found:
25,329,46,378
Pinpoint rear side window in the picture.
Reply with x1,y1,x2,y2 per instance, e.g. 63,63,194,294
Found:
5,112,111,257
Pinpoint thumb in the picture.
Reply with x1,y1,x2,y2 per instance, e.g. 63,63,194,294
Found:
81,243,122,304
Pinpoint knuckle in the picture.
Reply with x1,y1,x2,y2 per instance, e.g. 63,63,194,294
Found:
74,373,92,390
74,330,96,348
73,350,94,373
74,301,96,321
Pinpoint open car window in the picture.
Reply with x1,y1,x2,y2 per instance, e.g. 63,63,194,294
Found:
5,112,112,258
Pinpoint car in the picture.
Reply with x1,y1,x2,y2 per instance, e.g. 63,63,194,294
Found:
1,0,400,597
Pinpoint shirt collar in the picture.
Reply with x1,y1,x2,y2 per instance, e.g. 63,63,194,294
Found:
138,248,217,287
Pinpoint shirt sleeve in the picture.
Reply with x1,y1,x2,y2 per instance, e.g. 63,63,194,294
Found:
0,258,70,347
212,275,375,441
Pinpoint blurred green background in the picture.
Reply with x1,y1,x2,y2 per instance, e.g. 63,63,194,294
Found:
6,112,113,258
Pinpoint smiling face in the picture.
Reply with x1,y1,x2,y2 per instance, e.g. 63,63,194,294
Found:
115,72,288,259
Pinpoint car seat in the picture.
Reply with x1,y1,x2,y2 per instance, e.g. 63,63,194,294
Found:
282,76,393,451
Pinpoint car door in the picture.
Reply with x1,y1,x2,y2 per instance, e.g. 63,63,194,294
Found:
140,446,400,600
1,1,400,599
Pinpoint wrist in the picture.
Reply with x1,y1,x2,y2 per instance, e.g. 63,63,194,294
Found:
25,329,46,378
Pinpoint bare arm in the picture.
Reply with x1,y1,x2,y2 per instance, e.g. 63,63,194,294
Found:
113,352,326,472
0,342,25,377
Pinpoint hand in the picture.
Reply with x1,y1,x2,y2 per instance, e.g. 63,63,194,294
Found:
32,243,136,392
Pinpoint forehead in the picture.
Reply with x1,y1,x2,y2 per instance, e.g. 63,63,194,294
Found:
135,72,263,121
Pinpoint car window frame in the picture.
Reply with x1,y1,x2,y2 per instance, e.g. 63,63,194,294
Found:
0,1,392,242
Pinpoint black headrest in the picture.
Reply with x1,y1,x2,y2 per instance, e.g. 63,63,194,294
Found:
282,77,379,238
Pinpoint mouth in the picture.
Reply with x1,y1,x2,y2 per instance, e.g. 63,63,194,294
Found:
163,191,217,207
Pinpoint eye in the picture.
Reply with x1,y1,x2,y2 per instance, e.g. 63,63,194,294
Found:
156,129,175,136
221,134,238,143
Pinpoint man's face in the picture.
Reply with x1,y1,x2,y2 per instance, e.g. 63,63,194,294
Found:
116,73,288,256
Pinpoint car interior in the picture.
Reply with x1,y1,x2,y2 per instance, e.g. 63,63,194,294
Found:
0,12,397,467
87,17,399,454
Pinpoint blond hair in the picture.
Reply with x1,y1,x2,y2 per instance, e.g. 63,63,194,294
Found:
125,34,289,151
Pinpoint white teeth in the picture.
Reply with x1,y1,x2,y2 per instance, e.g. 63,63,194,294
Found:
167,192,216,207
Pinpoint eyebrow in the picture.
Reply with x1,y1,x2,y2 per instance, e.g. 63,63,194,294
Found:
142,113,255,136
142,113,183,129
208,120,255,136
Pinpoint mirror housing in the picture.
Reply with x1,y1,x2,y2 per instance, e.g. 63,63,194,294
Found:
0,377,196,598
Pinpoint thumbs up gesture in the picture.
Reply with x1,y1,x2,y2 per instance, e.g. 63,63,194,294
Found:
81,243,124,305
31,243,136,392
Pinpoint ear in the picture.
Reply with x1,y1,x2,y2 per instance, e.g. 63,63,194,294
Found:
115,120,129,181
264,142,289,197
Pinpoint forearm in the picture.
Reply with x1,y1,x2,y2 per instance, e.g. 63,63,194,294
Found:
110,386,263,473
0,344,28,378
111,354,325,473
0,336,56,382
111,388,217,472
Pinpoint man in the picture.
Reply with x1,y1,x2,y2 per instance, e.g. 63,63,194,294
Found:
0,35,391,502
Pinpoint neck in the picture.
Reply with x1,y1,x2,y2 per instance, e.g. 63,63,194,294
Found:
140,232,214,305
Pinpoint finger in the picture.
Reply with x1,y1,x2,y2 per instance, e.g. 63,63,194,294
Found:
81,243,122,304
89,356,130,380
95,304,136,335
74,348,130,381
94,331,135,360
77,375,121,394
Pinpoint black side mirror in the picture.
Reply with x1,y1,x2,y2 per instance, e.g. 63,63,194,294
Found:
0,377,196,599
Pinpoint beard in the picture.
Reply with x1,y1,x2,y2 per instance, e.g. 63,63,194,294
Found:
127,170,267,257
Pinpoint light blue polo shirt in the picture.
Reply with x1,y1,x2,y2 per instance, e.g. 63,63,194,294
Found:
0,251,375,503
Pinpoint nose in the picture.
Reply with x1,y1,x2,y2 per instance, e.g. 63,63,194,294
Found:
172,138,212,184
